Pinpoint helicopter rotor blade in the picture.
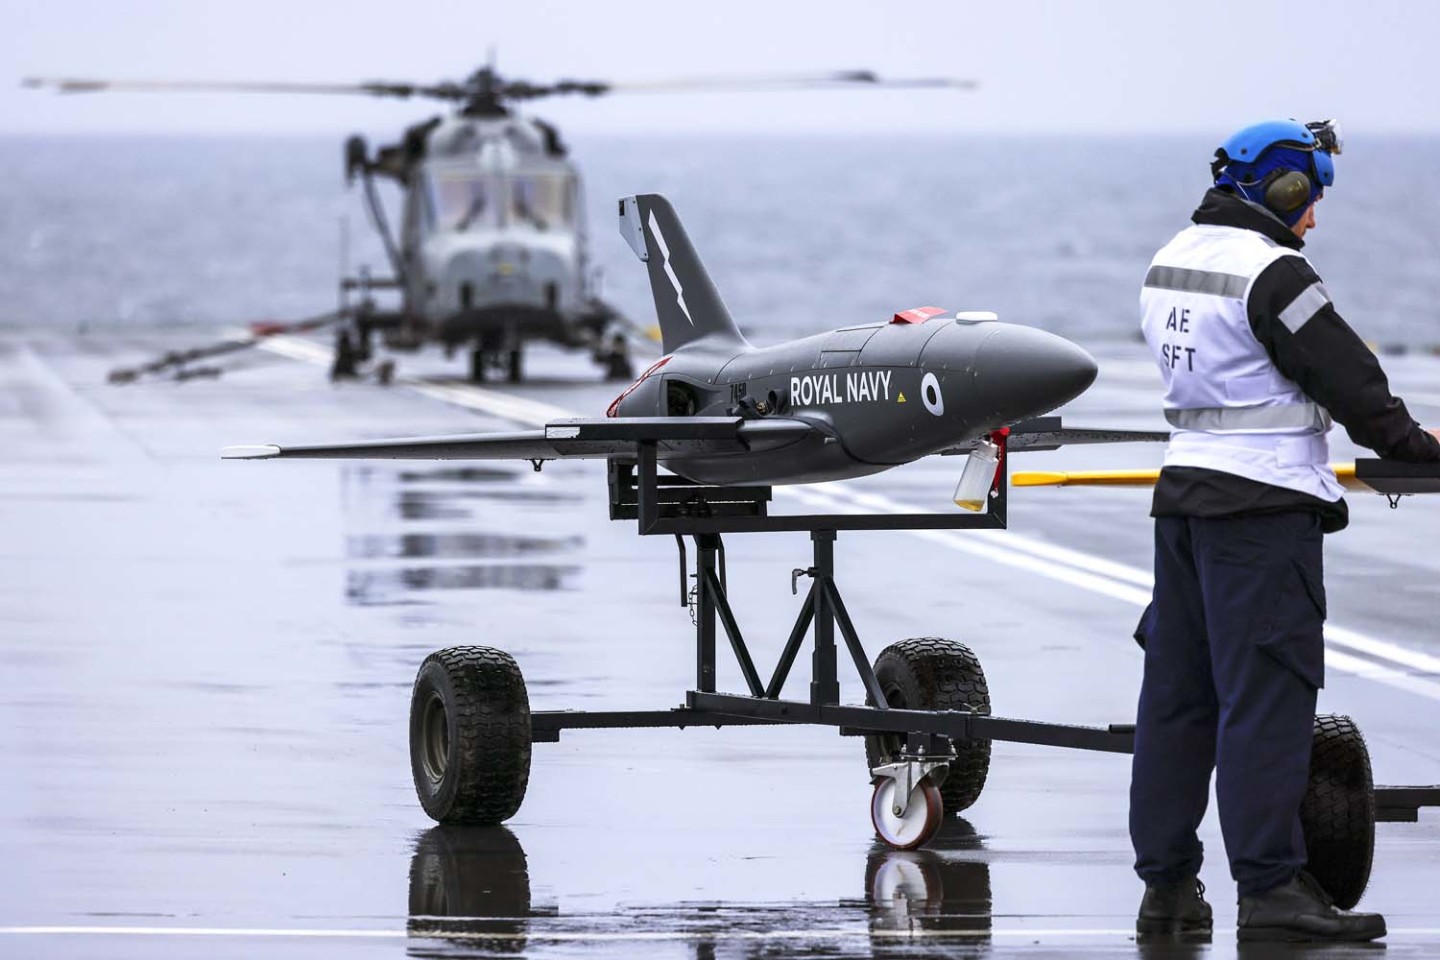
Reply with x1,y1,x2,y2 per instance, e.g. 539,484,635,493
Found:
20,77,468,101
542,71,979,97
23,70,976,106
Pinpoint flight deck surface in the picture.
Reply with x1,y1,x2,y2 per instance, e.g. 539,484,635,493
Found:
3,330,1439,958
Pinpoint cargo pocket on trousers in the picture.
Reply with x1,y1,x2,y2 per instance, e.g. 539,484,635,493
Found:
1133,601,1154,650
1254,558,1327,689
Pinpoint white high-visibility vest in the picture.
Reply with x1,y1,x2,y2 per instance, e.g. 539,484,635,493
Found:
1140,223,1343,501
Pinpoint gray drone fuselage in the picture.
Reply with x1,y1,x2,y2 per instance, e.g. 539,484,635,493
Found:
609,319,1097,486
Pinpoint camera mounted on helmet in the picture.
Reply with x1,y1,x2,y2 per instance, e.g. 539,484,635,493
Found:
1210,118,1340,226
1305,119,1343,156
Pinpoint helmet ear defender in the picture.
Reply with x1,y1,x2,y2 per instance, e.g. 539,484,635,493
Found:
1260,169,1313,215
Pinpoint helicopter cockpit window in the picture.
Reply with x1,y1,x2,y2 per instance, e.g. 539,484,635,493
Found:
507,175,574,232
427,173,499,232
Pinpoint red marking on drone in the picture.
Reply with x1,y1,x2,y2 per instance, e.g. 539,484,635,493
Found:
607,356,672,418
989,426,1011,496
891,306,947,325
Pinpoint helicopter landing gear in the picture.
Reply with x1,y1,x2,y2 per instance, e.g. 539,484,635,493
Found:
354,323,374,365
600,334,635,381
468,345,524,383
331,329,361,380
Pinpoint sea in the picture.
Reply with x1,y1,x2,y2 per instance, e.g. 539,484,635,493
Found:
4,132,1440,349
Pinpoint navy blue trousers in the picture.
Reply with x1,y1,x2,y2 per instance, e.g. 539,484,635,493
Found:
1130,511,1325,898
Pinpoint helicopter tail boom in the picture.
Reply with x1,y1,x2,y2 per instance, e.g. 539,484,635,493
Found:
619,194,747,355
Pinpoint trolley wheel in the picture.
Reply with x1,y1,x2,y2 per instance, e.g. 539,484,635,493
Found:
410,646,531,824
469,347,487,383
865,638,991,814
375,359,396,386
871,777,944,850
506,349,524,384
330,329,360,380
1302,714,1375,910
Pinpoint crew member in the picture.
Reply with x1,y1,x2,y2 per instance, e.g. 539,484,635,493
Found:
1131,118,1440,942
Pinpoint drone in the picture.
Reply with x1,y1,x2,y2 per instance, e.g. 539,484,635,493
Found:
26,65,974,385
225,193,1440,905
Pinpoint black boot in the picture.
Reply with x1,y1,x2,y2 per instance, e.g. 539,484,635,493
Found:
1137,877,1213,938
1237,870,1386,942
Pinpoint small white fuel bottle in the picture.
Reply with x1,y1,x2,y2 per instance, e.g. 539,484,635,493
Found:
953,437,1000,512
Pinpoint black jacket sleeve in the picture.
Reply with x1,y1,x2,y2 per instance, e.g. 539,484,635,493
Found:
1247,255,1440,462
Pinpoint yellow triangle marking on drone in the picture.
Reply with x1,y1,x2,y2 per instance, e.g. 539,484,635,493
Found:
897,393,907,403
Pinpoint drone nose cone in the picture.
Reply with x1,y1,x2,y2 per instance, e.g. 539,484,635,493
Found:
973,324,1097,421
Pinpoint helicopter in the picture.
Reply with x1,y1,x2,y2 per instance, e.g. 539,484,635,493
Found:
24,66,975,385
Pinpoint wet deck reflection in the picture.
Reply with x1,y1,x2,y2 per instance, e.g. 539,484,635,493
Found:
343,465,584,606
405,821,996,958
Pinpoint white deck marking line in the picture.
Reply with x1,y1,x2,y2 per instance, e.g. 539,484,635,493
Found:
250,335,1440,700
783,486,1154,605
6,924,1440,940
409,380,572,426
254,334,572,424
249,332,332,365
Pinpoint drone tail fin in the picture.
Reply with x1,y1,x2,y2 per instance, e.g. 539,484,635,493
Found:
618,194,747,354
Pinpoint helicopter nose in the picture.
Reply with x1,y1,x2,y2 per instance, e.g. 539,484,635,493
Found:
971,323,1098,422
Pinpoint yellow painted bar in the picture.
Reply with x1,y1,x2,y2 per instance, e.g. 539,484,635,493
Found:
1013,464,1370,492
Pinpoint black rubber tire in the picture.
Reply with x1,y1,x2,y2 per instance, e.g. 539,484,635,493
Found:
506,349,523,384
469,347,487,383
354,325,374,364
864,638,991,814
410,646,531,824
1301,713,1375,910
330,330,359,380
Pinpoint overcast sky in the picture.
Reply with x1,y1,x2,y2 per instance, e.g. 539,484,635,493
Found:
4,0,1437,137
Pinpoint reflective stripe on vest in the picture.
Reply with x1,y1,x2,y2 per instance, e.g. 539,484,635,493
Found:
1143,265,1249,299
1165,403,1331,432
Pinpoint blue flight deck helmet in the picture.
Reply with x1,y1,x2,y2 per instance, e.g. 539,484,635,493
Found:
1210,119,1342,226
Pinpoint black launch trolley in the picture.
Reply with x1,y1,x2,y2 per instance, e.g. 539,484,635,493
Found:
405,418,1440,908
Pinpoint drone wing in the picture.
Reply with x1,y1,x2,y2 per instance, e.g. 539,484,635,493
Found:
936,418,1170,455
222,417,815,462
